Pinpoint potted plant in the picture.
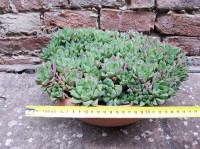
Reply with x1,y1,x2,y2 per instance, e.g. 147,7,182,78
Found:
36,28,188,127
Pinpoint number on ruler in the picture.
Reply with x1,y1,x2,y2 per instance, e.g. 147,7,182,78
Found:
84,110,88,114
146,110,150,114
25,108,35,115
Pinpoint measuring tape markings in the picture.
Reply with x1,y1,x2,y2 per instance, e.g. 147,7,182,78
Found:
25,106,200,118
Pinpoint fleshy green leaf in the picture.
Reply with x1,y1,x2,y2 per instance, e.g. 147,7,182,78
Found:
70,90,81,98
83,100,93,106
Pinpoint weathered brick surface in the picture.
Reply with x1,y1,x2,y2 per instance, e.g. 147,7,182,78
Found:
0,56,42,65
0,36,50,64
69,0,125,8
157,0,200,9
0,36,50,54
130,0,154,9
101,9,156,32
12,0,68,11
44,10,97,32
188,56,200,66
156,13,200,36
0,0,8,12
163,37,200,56
0,13,41,36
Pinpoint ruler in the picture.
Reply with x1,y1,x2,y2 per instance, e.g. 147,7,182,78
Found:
25,106,200,118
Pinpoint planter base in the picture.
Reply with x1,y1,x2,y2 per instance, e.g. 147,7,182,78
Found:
79,118,141,127
58,99,141,127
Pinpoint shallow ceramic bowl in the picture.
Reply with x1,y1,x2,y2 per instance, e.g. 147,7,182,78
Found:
58,99,141,127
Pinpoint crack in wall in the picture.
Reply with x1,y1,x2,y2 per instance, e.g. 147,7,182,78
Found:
97,7,101,29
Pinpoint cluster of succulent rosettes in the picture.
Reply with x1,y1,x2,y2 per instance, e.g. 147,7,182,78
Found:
36,28,188,106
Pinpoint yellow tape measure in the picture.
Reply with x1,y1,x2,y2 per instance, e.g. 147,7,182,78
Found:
25,106,200,118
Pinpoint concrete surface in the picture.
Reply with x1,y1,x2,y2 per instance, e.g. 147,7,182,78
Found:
0,70,200,149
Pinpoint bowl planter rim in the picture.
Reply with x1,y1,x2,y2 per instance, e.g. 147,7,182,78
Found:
57,98,142,127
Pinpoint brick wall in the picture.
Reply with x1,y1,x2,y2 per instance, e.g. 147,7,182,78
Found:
0,0,200,64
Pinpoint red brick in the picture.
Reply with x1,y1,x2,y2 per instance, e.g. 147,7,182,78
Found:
12,0,68,11
156,13,200,36
69,0,125,8
157,0,200,10
130,0,155,9
163,37,200,56
101,9,156,32
44,10,97,32
0,36,50,55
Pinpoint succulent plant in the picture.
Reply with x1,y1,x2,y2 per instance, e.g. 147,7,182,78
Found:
101,56,124,79
36,28,188,106
70,77,103,106
46,82,65,101
36,62,54,86
101,78,122,106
